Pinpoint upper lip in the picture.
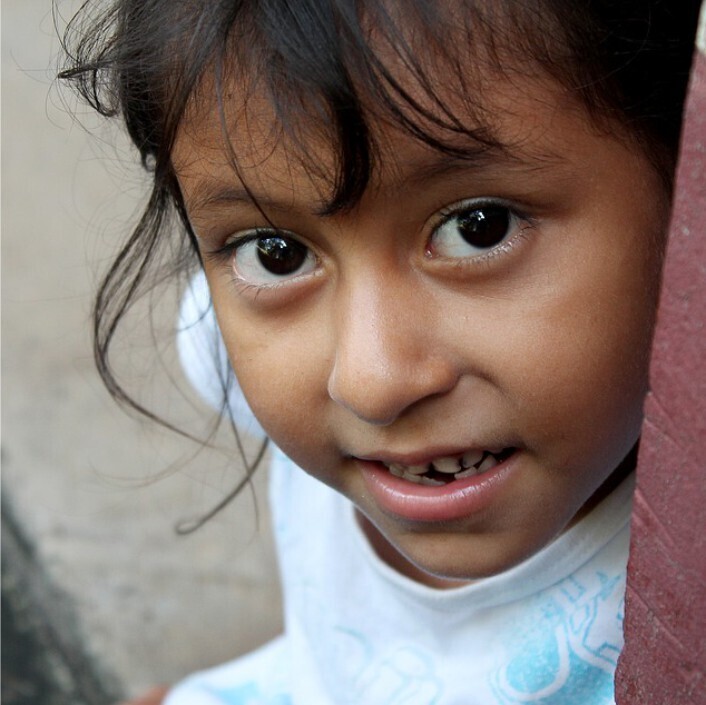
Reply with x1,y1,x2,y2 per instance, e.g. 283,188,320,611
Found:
353,445,508,468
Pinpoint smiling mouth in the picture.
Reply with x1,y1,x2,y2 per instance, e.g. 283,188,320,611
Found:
382,448,516,486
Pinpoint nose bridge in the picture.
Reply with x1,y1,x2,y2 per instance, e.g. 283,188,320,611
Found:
327,269,457,425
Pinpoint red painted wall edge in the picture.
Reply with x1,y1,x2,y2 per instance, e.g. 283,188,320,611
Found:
615,4,706,703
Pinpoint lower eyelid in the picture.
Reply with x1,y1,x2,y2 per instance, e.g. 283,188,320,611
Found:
235,247,317,285
431,205,530,250
427,220,536,270
229,266,325,305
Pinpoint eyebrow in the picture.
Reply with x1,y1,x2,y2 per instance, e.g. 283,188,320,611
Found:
189,181,308,217
186,145,562,218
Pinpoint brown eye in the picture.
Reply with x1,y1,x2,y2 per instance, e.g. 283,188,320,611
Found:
430,202,519,260
457,206,510,249
231,231,316,285
256,236,308,275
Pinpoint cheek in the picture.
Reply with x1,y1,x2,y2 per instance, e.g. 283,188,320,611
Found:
502,259,658,463
217,308,332,452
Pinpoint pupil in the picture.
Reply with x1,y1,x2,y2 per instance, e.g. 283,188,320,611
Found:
458,207,509,248
256,236,307,275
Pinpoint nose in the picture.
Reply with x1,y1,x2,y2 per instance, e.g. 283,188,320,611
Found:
327,273,459,426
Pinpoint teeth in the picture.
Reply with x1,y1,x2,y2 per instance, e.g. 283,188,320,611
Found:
461,449,484,469
418,476,446,487
404,464,429,475
453,453,501,479
476,454,499,473
454,466,481,479
388,463,426,476
388,464,425,483
384,448,510,484
402,472,423,484
432,456,462,474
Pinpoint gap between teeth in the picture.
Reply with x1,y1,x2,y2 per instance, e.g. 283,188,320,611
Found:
386,450,504,483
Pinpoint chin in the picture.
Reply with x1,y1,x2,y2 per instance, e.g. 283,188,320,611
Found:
390,530,548,587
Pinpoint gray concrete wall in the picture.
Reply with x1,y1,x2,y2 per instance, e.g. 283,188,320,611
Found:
2,3,282,702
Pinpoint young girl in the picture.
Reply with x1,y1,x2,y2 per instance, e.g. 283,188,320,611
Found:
61,1,701,703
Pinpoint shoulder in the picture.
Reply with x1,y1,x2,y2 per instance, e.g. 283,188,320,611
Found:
163,636,291,705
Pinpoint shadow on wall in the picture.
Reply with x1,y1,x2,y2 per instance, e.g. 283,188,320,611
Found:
1,499,123,705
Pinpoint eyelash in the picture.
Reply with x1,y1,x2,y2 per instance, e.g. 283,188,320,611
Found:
427,198,537,266
208,231,261,265
206,229,318,291
205,199,537,289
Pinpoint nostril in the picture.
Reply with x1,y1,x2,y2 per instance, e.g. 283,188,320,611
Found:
327,354,459,426
327,361,409,426
328,384,406,426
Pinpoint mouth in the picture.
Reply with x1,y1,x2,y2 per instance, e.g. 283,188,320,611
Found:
383,448,517,486
356,446,520,523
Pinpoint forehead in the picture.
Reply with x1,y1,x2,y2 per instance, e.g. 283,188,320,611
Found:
171,1,587,210
173,62,594,221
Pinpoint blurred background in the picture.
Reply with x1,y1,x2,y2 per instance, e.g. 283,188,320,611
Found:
2,3,282,703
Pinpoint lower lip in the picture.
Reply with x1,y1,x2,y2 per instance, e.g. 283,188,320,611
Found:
357,454,518,523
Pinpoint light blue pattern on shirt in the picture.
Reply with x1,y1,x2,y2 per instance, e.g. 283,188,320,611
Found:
332,630,444,705
203,682,292,705
490,571,624,704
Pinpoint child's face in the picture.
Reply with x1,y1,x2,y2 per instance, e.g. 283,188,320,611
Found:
174,66,668,585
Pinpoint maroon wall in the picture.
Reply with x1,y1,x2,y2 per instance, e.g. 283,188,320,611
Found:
615,8,706,703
